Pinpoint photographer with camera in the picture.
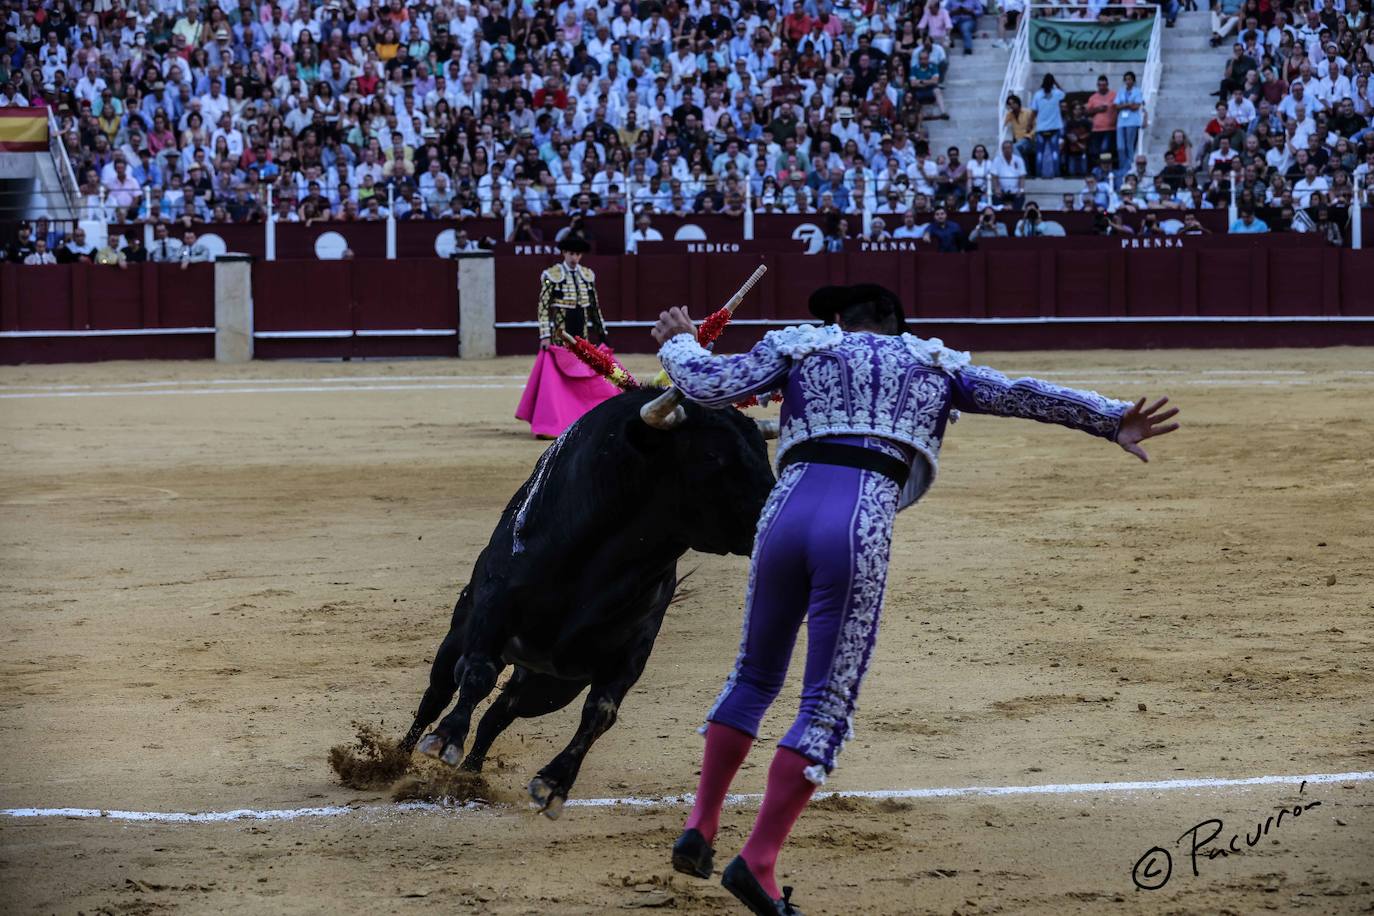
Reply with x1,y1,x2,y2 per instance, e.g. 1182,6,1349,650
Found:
1014,202,1049,237
969,206,1008,240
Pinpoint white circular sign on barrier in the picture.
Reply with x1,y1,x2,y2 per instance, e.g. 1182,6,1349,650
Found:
791,222,824,255
197,233,227,260
434,228,457,258
314,231,349,260
673,223,707,241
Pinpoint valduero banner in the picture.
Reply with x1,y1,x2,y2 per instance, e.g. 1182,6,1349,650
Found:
1029,17,1153,61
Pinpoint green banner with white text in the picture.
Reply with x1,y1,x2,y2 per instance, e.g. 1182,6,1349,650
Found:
1029,17,1153,61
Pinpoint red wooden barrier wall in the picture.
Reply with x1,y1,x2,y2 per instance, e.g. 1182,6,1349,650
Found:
3,244,1372,364
0,263,214,363
494,244,1374,355
251,258,458,359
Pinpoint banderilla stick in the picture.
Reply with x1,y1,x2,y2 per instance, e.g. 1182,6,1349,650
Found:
640,264,768,429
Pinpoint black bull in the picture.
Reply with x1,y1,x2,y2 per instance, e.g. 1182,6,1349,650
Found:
400,388,775,817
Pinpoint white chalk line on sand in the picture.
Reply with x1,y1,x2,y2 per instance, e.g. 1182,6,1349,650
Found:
0,382,527,400
0,375,527,393
5,770,1370,825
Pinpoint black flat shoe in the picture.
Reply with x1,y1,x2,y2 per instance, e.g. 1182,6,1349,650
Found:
671,828,715,878
721,856,804,915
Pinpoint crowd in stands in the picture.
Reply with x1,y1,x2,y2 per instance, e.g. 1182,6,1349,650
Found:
0,0,1369,247
992,0,1374,240
2,0,1000,230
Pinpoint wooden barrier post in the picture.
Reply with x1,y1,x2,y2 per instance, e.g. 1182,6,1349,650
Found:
214,255,254,363
456,251,496,359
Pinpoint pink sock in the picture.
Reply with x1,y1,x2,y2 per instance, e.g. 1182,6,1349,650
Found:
683,722,754,844
738,747,817,899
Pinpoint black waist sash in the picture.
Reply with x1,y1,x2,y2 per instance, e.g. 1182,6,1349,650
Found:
778,441,911,487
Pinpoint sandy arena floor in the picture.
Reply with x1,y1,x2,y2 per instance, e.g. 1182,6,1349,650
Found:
1,349,1371,915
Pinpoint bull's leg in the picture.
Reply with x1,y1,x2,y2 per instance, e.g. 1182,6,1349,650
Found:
527,677,630,820
400,627,466,753
417,652,504,767
528,614,664,819
460,669,587,772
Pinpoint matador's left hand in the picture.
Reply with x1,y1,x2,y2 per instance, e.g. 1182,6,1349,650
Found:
651,307,697,346
1116,397,1180,462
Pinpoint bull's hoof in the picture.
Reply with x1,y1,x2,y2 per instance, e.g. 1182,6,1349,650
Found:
417,732,465,767
416,734,444,758
528,776,566,820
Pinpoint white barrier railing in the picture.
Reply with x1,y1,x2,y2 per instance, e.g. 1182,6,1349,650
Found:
997,9,1031,144
1354,174,1363,250
47,108,81,218
1138,10,1164,163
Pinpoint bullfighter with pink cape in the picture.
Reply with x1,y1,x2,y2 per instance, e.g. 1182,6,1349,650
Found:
515,236,617,437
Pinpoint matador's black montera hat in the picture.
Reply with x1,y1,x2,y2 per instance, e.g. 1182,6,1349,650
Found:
807,283,907,331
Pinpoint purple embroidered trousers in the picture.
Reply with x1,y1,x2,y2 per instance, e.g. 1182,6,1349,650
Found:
705,437,908,784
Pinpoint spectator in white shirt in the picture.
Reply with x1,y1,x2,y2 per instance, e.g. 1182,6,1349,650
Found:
989,140,1027,208
1207,136,1240,170
907,144,940,196
1265,132,1293,173
1293,162,1330,207
1227,88,1257,127
198,79,231,125
669,40,699,81
632,211,664,242
1279,82,1321,121
24,239,58,265
449,3,481,54
642,10,672,52
610,5,641,44
1312,60,1352,107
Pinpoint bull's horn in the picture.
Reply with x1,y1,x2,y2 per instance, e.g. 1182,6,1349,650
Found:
754,418,779,440
640,387,687,429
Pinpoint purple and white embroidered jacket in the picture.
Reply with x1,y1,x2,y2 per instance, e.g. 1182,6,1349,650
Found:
657,325,1131,509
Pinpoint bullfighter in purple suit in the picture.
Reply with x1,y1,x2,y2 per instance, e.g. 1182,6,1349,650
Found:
652,285,1180,916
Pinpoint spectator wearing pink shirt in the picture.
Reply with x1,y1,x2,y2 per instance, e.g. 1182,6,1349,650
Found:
1085,75,1119,167
918,0,954,47
102,158,142,210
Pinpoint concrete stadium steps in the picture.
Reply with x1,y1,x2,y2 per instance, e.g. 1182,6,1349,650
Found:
921,42,1012,157
1019,12,1217,165
1146,11,1223,162
1021,177,1085,210
34,152,80,221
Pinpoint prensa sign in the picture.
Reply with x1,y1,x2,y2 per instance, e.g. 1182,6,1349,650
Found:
1121,237,1185,249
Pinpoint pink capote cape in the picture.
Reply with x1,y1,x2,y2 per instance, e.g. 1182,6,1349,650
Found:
514,344,620,438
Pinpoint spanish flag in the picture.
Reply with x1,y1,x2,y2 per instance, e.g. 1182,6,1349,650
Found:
0,108,48,152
